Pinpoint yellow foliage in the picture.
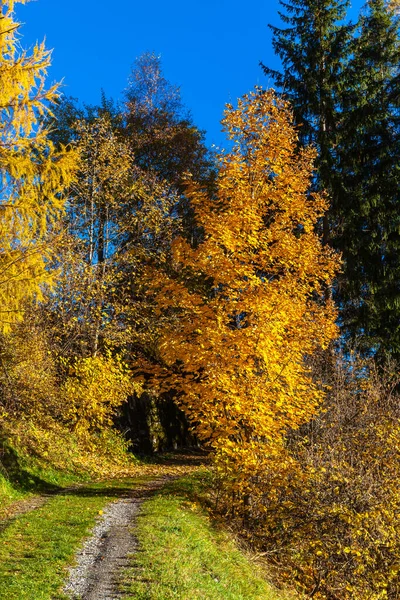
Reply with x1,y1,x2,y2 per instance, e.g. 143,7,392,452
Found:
48,112,180,359
0,314,140,476
0,0,78,331
61,353,141,436
388,0,400,14
145,89,339,505
230,354,400,600
1,415,137,478
0,312,62,418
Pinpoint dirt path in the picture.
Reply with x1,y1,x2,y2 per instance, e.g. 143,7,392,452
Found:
63,476,174,600
0,494,48,522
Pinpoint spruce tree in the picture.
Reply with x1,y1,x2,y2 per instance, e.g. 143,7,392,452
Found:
336,0,400,358
263,0,400,358
262,0,353,222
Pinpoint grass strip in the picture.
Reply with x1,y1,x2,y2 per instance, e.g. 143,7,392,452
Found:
0,477,148,600
0,441,91,518
120,472,297,600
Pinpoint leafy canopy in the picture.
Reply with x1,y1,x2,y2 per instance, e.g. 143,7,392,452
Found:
0,0,78,331
146,89,339,498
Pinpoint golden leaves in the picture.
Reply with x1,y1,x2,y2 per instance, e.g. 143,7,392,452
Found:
61,352,140,435
146,87,339,514
0,1,79,331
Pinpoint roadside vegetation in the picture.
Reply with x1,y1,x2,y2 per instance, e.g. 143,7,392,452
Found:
1,1,400,599
0,427,138,518
0,479,133,600
0,466,297,600
120,473,298,600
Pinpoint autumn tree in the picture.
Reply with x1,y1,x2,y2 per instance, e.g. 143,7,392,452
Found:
0,0,77,331
43,108,182,363
145,89,338,503
124,52,214,193
41,57,215,451
39,86,191,451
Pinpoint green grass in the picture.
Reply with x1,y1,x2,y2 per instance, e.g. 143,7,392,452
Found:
119,473,297,600
0,464,297,600
0,477,150,600
0,439,89,516
0,471,25,507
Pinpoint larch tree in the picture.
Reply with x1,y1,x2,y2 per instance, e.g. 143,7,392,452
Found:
145,90,339,507
0,0,77,331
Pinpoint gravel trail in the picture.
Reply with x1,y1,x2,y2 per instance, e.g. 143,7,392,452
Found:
63,477,172,600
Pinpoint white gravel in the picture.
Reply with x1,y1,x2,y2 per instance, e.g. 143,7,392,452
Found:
63,478,171,600
63,496,140,600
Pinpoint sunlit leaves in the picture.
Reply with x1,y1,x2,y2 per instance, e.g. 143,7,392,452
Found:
146,88,339,508
61,352,140,435
0,0,78,330
260,354,400,599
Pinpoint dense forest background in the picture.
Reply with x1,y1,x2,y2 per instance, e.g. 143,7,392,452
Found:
1,0,400,598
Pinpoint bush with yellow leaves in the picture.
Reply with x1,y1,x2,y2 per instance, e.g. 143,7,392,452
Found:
0,314,140,477
0,319,61,420
227,353,400,600
2,415,135,479
61,352,140,438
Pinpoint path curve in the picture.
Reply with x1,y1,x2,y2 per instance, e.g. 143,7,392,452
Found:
63,476,173,600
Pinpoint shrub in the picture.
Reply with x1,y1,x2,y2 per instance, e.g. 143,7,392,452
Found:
215,353,400,599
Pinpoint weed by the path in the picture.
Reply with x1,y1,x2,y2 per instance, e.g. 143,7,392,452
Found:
0,439,90,517
120,472,298,600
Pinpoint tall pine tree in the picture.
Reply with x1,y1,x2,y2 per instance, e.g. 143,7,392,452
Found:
336,0,400,358
263,0,400,358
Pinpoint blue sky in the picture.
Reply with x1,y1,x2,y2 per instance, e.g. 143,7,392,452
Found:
19,0,364,148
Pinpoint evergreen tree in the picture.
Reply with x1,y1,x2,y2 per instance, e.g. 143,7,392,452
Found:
336,0,400,358
262,0,353,226
263,0,400,358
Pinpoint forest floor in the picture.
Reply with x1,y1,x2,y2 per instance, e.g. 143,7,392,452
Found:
0,453,298,600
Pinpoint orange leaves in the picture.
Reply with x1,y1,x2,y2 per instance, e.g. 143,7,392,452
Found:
145,87,339,517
